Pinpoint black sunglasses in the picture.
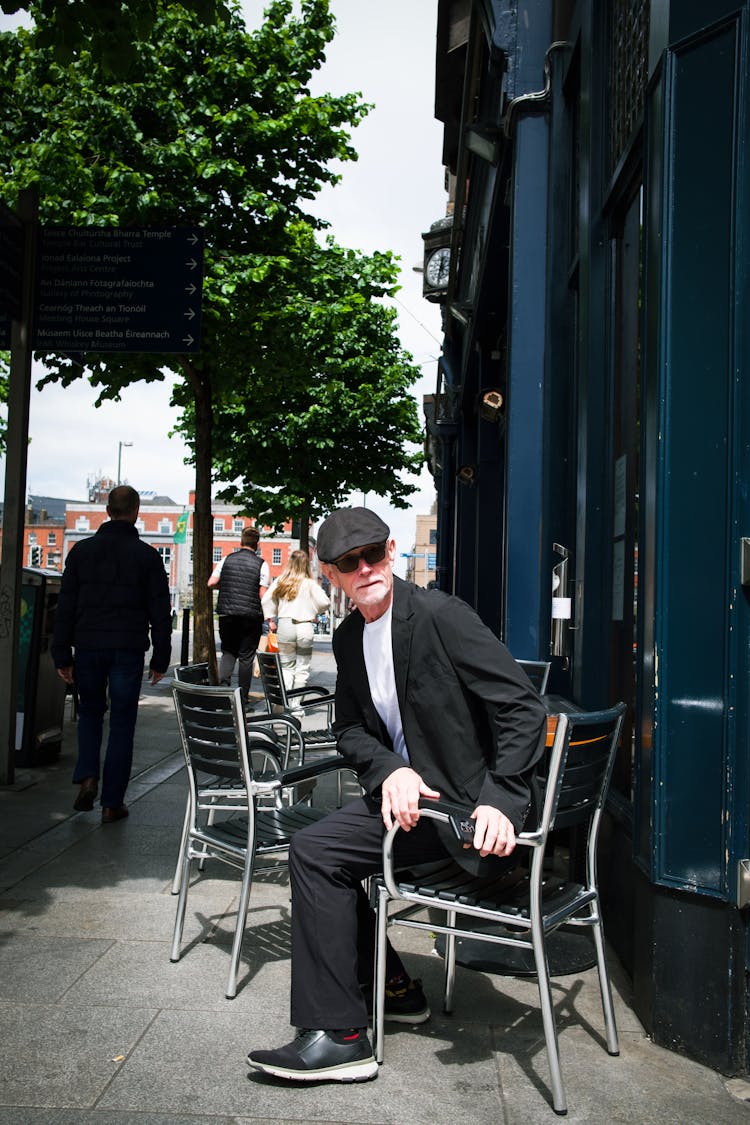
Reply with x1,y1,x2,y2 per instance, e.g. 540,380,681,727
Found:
333,541,388,574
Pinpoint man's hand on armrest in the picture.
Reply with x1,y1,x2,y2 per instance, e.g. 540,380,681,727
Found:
381,767,440,833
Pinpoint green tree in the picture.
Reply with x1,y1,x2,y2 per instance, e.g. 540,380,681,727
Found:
205,220,424,549
1,0,230,74
0,0,366,664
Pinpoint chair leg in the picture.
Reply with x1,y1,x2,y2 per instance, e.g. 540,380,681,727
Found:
170,848,192,962
373,884,389,1064
443,909,457,1013
171,799,191,895
591,902,619,1055
226,849,256,999
199,803,217,871
531,929,567,1115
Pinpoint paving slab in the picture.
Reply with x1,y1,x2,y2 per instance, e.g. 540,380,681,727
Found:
0,1001,158,1109
0,645,749,1124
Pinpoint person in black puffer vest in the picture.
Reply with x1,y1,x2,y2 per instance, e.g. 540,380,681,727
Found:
51,485,172,823
208,525,269,701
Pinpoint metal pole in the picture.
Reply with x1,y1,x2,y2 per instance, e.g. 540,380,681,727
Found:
117,440,132,486
0,188,38,785
180,607,190,666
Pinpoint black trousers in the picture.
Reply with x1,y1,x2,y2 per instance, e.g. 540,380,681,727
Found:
217,614,262,694
288,795,476,1031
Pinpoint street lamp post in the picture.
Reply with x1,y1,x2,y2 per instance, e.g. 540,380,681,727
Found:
117,440,133,486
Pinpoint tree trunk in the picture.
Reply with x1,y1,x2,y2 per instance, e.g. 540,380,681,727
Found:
299,500,310,554
182,359,217,678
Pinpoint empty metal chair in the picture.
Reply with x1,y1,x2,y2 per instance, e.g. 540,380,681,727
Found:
170,663,304,894
256,650,337,753
372,702,626,1116
516,658,552,694
170,680,356,998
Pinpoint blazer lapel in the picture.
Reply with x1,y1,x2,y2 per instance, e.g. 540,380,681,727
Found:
391,578,414,715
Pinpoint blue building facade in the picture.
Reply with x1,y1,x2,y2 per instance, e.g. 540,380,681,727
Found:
427,0,750,1073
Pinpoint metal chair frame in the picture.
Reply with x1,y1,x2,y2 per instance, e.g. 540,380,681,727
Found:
256,651,337,753
170,680,357,998
516,658,552,694
373,703,626,1116
170,663,312,895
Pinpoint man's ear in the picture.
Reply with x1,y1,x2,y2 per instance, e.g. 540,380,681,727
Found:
320,562,340,589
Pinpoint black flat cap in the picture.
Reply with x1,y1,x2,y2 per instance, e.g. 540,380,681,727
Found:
316,507,390,563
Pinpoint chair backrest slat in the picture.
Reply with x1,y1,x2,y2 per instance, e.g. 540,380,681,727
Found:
174,662,213,685
516,658,552,694
257,653,288,710
543,706,626,835
173,681,255,791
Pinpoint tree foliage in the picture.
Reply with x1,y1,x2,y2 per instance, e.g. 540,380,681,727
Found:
204,220,423,545
0,0,367,662
0,0,230,75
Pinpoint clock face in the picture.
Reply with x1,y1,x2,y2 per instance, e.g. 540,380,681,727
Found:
425,246,450,288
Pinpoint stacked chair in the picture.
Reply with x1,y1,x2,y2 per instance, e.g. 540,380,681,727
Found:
170,679,356,999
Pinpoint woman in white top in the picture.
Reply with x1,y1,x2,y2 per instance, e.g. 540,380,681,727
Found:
261,550,330,689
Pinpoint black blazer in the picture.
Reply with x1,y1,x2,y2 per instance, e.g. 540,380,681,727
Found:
332,577,546,832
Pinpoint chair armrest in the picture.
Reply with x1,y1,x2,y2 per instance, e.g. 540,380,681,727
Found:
245,712,306,767
278,756,358,787
417,797,539,847
287,685,333,702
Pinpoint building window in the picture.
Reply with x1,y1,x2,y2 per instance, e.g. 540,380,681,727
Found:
213,547,223,564
135,519,145,533
213,518,225,533
233,518,243,533
427,552,437,572
159,519,172,534
272,548,282,566
29,545,42,566
47,532,57,545
75,517,89,532
28,531,37,544
429,528,437,545
157,546,172,575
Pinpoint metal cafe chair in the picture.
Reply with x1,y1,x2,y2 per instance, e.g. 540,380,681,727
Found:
256,650,337,751
170,663,310,895
170,680,357,999
372,702,626,1116
516,658,552,694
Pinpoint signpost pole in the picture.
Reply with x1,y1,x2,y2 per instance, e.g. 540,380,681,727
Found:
0,188,38,785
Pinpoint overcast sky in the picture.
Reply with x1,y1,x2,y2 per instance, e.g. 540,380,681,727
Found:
0,1,446,574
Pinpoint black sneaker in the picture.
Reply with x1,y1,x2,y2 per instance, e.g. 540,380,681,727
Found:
247,1028,378,1083
364,977,431,1024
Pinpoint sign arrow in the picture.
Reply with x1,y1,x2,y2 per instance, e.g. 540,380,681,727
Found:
184,283,196,295
188,233,199,245
185,258,198,270
182,334,194,346
184,307,195,320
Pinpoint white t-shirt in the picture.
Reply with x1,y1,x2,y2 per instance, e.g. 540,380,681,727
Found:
362,605,408,763
210,552,270,589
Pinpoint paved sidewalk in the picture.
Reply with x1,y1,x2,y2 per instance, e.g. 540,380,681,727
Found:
1,636,749,1124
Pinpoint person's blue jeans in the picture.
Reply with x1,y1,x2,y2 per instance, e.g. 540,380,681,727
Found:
73,649,144,808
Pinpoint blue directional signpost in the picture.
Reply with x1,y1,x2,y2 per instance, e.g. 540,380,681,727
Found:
0,205,23,349
33,226,203,352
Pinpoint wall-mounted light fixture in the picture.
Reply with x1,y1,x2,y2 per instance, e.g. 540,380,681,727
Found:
479,389,504,423
457,464,477,486
465,124,501,165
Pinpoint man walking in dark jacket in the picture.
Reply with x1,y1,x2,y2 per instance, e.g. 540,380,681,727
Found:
207,525,268,701
51,485,172,823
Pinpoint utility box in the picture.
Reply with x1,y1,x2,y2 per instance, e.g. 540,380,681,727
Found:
14,567,67,765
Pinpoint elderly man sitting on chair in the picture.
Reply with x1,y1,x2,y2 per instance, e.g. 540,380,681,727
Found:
247,506,546,1084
